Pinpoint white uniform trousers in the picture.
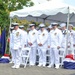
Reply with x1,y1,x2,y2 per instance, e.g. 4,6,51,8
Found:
10,48,15,63
38,48,46,65
13,49,21,66
30,47,37,65
50,48,59,66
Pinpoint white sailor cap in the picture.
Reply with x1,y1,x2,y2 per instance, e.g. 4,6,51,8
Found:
69,24,73,27
51,22,58,26
39,23,45,28
48,25,52,28
10,27,14,29
19,25,24,28
29,24,35,27
12,23,19,26
60,23,66,27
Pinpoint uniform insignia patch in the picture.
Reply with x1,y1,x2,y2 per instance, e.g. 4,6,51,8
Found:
32,32,35,35
42,33,45,36
54,33,57,35
16,32,19,37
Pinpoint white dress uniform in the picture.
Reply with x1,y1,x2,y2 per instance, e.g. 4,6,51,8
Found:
47,25,52,32
10,29,15,63
60,23,70,55
20,30,27,48
61,29,69,52
19,25,27,48
19,25,27,63
37,24,48,66
48,28,63,68
28,28,38,66
11,28,23,68
68,29,75,54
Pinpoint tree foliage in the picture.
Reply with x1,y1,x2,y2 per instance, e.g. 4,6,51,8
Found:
0,0,34,31
3,0,34,12
0,0,9,30
0,0,34,54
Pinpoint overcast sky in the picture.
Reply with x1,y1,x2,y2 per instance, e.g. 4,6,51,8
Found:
63,0,75,6
31,0,75,6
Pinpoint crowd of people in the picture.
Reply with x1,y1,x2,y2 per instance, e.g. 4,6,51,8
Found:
9,22,75,69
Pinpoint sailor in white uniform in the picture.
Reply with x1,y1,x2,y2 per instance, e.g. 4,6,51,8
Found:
28,24,38,66
37,23,48,67
11,23,23,69
47,25,53,32
60,23,70,55
48,23,63,69
68,24,75,54
9,27,14,63
19,25,28,64
19,25,27,48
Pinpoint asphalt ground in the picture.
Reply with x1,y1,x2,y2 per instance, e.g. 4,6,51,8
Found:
0,63,75,75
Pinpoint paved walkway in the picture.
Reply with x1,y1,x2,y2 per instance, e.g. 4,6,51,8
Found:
0,63,75,75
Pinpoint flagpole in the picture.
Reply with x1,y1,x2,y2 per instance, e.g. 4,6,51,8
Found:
66,7,70,55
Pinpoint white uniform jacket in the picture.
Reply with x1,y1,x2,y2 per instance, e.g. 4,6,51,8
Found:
28,29,38,47
48,28,63,48
61,29,70,48
10,32,13,49
68,30,75,45
21,30,27,48
11,28,23,50
37,29,48,48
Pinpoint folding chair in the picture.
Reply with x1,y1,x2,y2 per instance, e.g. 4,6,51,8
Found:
21,47,31,68
46,49,50,65
67,47,73,54
59,48,65,66
74,47,75,59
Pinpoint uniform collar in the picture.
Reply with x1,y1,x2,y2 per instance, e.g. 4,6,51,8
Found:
31,29,36,31
53,28,58,31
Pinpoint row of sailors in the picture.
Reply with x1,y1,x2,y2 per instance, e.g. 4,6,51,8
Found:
10,22,75,69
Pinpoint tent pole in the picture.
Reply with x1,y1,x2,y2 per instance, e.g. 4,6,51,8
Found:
66,7,70,55
5,18,12,55
9,18,12,54
9,18,12,32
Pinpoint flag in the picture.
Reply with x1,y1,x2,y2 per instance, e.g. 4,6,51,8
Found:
0,27,1,54
0,27,1,43
1,28,6,55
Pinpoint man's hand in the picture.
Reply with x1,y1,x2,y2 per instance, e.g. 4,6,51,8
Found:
38,43,42,46
67,46,70,48
24,45,26,48
57,46,60,49
73,44,75,47
28,42,33,46
48,46,50,48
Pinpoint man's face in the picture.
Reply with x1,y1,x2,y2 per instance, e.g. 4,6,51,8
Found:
40,27,44,31
30,26,35,30
69,26,72,30
52,25,57,29
14,26,19,30
61,26,66,30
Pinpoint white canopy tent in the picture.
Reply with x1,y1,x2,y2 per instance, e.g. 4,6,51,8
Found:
10,1,75,54
10,1,75,24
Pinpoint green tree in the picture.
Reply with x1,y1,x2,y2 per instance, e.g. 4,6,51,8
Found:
3,0,34,12
0,0,34,54
0,0,34,30
0,0,9,29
